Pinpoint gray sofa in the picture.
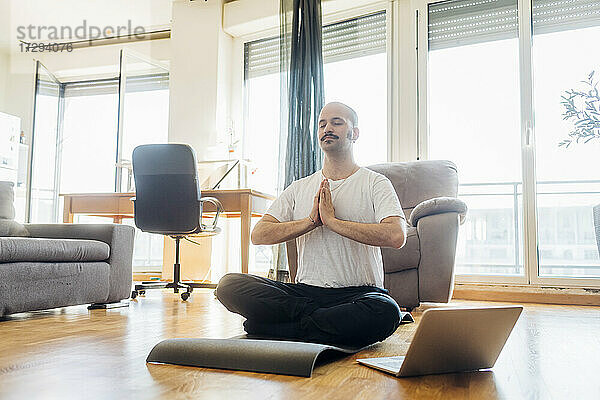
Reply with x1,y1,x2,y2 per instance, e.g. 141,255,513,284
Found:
0,182,135,316
368,160,466,309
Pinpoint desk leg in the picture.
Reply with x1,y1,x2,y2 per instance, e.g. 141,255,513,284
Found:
240,194,252,274
63,197,73,223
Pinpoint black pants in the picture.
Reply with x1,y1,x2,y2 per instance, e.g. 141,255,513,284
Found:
215,273,402,348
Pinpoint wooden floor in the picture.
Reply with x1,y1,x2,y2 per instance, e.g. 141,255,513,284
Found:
1,290,599,400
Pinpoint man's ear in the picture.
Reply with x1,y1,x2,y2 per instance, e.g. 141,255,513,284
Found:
351,127,360,142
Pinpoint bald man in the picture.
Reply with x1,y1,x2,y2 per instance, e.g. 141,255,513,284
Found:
215,102,407,348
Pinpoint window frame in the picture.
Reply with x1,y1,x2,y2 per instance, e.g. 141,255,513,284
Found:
232,1,395,178
414,0,600,289
230,0,600,290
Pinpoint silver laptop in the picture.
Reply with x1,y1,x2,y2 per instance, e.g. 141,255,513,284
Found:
357,306,522,377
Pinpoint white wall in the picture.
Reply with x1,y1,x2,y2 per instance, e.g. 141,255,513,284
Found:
224,0,418,162
1,0,173,147
3,38,170,150
0,0,10,113
0,51,9,112
168,0,233,160
7,0,172,47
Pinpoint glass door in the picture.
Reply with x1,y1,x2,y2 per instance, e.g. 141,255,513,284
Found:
420,0,527,284
28,61,63,223
531,0,600,285
417,0,600,287
116,49,170,192
116,49,170,273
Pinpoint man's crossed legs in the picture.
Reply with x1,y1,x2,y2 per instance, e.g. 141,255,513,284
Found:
215,273,402,348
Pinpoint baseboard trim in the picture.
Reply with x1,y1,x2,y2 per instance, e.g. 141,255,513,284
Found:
452,284,600,306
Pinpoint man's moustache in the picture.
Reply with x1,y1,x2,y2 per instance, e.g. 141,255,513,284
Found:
321,134,339,141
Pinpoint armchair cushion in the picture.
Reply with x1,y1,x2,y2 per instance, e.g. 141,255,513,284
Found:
0,220,29,237
0,181,28,237
409,197,467,227
0,237,110,263
0,181,16,219
381,227,420,273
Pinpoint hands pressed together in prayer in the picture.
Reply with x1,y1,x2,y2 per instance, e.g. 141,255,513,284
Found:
309,179,336,227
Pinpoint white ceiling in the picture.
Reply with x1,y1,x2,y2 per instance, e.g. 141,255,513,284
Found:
0,0,175,53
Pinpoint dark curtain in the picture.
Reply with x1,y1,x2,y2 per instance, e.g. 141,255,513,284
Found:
280,0,325,188
272,0,325,281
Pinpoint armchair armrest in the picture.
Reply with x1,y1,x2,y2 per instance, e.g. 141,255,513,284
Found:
24,223,135,302
409,197,467,227
416,213,459,302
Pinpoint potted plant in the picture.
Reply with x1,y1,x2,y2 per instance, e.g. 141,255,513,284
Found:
560,70,600,257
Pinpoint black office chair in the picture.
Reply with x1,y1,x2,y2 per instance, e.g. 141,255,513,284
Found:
130,143,223,301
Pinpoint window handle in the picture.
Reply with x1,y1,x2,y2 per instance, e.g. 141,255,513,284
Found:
525,121,534,147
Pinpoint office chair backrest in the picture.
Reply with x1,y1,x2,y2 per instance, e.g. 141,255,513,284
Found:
132,144,202,234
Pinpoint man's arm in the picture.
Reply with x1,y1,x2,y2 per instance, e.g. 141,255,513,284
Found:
319,179,406,248
251,180,325,245
326,216,406,249
251,214,317,245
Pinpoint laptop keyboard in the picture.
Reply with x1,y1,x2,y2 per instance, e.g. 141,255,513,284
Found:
375,356,406,369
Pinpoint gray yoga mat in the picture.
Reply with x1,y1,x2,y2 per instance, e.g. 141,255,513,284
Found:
147,336,368,377
146,312,413,377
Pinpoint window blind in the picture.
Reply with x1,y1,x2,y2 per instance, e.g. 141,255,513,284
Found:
63,73,169,97
37,79,61,97
428,0,518,51
428,0,600,51
533,0,600,35
245,11,386,79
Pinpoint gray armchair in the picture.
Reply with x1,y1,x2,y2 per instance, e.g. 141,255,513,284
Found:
284,161,466,309
368,160,467,309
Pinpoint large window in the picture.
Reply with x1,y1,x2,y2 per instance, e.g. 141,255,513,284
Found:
243,11,388,195
532,0,600,278
59,77,169,272
427,0,523,276
422,0,600,285
429,0,524,275
60,83,118,194
243,12,387,277
30,64,169,273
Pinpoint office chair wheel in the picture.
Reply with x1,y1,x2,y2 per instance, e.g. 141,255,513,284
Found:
131,290,138,299
181,292,190,301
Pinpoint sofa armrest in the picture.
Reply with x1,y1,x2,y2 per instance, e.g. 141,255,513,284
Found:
409,197,467,227
416,212,459,303
24,224,135,302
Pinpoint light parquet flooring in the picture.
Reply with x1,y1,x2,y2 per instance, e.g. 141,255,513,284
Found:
1,289,600,400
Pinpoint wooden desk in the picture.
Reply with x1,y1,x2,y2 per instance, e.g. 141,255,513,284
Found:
61,189,275,274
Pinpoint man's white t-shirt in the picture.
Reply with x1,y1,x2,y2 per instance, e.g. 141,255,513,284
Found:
266,167,405,289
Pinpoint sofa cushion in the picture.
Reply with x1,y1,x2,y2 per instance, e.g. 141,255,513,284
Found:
0,219,30,237
0,237,110,263
0,181,16,219
0,261,110,316
381,226,420,273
